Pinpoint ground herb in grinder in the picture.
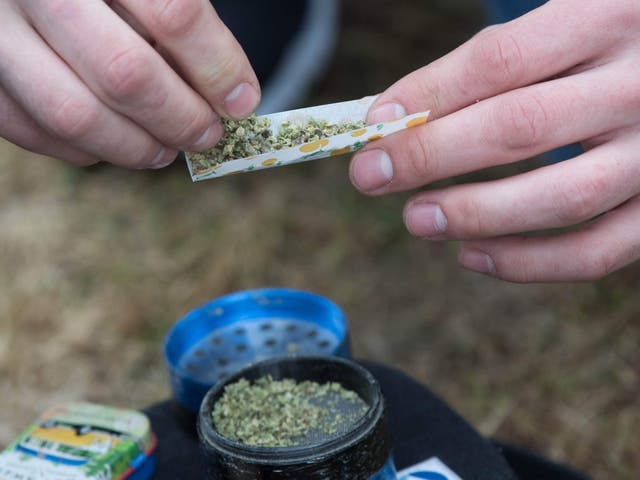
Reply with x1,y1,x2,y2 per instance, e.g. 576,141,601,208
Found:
198,357,395,479
188,116,365,175
212,375,369,448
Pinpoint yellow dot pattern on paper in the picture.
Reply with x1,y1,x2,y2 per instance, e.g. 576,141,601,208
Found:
262,158,277,166
406,116,428,128
299,138,330,153
330,146,352,157
368,134,383,142
350,129,367,137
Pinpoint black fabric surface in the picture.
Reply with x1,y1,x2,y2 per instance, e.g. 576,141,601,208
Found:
495,442,591,480
368,362,515,478
144,361,519,479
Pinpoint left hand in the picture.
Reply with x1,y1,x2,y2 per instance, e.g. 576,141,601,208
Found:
0,0,260,169
349,0,640,283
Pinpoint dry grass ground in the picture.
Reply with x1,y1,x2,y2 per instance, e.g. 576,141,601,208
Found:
1,1,638,478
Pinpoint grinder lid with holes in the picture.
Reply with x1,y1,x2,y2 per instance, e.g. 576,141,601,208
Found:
164,288,351,412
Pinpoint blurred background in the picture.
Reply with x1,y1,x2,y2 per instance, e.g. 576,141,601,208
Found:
1,0,638,478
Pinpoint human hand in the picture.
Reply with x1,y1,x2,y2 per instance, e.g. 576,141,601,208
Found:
349,0,640,283
0,0,259,168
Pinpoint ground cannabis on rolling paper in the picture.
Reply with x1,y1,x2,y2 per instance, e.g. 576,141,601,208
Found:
188,115,365,174
212,375,369,447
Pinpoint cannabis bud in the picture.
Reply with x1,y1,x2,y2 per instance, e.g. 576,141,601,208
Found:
188,116,365,175
212,375,368,448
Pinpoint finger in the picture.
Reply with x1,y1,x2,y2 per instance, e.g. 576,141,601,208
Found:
457,194,640,283
366,0,623,124
350,62,640,194
0,85,98,166
107,2,179,72
107,2,185,74
119,0,260,119
402,129,640,240
22,0,221,151
0,11,177,169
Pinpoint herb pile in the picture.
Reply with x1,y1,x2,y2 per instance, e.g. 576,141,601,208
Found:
188,116,365,174
212,375,369,447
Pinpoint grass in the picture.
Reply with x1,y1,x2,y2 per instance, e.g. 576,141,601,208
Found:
0,1,638,478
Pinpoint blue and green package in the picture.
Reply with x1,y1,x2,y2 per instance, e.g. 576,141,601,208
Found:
0,402,157,480
164,288,351,412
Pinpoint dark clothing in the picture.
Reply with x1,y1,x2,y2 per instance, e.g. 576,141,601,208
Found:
144,362,589,479
485,0,547,23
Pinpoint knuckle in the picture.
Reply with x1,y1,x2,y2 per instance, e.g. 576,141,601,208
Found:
413,76,444,117
471,33,525,91
555,174,610,224
404,133,439,181
103,47,156,101
506,259,536,283
201,48,244,92
130,145,161,169
500,240,542,283
630,3,640,24
612,1,640,28
168,110,210,147
451,195,484,237
46,94,99,140
490,93,549,151
582,243,619,281
150,0,201,38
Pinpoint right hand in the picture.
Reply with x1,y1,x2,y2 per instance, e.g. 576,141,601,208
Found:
349,0,640,283
0,0,260,168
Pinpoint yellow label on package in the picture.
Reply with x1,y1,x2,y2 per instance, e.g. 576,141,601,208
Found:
186,96,430,181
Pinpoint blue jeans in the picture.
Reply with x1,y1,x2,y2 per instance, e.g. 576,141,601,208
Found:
485,0,547,23
484,0,583,162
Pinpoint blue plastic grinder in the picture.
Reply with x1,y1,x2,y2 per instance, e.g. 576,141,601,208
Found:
164,288,351,412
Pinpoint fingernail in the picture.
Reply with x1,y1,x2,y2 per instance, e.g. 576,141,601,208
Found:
149,148,178,169
368,102,407,124
224,82,260,119
187,121,223,151
350,149,394,192
404,202,448,238
459,248,496,275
